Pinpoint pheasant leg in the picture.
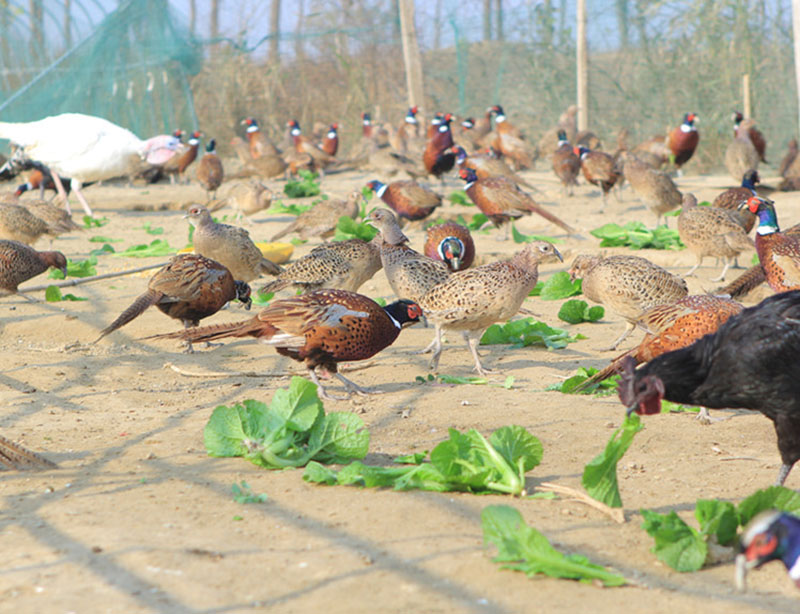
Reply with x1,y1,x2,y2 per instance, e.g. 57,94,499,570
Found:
414,324,442,355
307,368,349,401
710,260,731,283
465,332,492,376
335,373,384,396
602,322,635,351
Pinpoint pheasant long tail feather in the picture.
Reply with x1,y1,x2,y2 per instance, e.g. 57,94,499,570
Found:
573,348,639,393
143,318,272,343
94,290,160,342
0,433,57,470
715,264,765,299
521,201,575,234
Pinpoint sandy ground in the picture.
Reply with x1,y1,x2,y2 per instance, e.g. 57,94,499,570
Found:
1,162,799,614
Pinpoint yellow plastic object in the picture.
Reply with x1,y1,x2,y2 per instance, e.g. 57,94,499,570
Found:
178,242,294,264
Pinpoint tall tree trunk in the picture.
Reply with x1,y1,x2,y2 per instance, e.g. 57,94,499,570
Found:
615,0,629,48
189,0,196,36
29,0,43,61
434,0,442,49
483,0,492,41
495,0,503,41
295,0,304,60
398,0,424,107
269,0,281,63
576,0,588,131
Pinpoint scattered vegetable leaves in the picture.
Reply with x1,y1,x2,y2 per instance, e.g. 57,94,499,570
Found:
511,224,563,245
334,215,377,241
49,256,97,279
546,366,619,396
582,415,642,508
231,481,268,504
89,236,122,243
113,239,176,258
640,509,708,572
252,290,274,306
44,285,87,302
139,222,164,235
591,221,684,250
736,487,800,527
283,170,321,198
482,505,627,586
558,299,604,324
661,400,701,414
304,425,543,496
414,373,515,389
269,201,313,216
481,318,583,350
203,377,369,469
529,271,582,299
89,243,116,257
82,215,109,228
448,190,472,206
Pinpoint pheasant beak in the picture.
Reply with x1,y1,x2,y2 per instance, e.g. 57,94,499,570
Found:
553,247,564,262
60,265,68,278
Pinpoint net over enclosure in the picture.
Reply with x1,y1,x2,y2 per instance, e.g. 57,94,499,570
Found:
0,0,201,139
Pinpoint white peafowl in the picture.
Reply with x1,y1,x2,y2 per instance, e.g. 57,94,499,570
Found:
0,113,179,216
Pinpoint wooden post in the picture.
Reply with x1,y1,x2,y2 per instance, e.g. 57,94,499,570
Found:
742,74,751,118
398,0,424,108
576,0,588,131
793,0,800,134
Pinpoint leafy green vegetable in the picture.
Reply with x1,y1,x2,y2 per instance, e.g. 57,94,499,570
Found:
582,415,642,508
334,215,378,241
695,499,738,547
203,377,369,469
139,222,164,235
283,170,321,198
113,239,176,258
736,487,800,526
558,299,604,324
252,290,274,306
414,373,515,389
665,201,710,217
480,318,583,350
482,505,627,586
269,201,313,216
530,271,582,300
44,285,87,302
661,400,701,414
547,366,619,395
448,190,472,206
394,452,427,465
82,215,109,228
48,256,97,279
89,236,122,243
511,224,563,245
304,425,543,496
465,212,490,231
591,221,685,250
231,481,268,504
640,509,708,572
89,243,116,257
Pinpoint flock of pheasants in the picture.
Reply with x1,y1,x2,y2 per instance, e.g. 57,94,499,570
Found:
1,104,800,590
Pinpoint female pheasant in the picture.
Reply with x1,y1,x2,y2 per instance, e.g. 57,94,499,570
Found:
0,239,66,300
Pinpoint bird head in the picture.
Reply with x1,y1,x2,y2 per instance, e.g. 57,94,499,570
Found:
234,281,253,310
450,145,467,163
438,236,465,271
188,131,202,146
490,104,505,116
43,251,68,278
617,356,665,417
361,112,371,125
441,113,454,126
327,123,338,136
287,119,301,136
173,129,184,140
383,299,423,329
205,139,216,154
736,510,800,592
366,179,385,195
406,106,419,123
367,208,407,244
743,196,779,233
184,205,211,226
684,113,698,126
732,111,744,125
461,118,475,130
431,113,443,126
557,129,568,144
573,145,588,158
742,169,760,189
458,167,478,184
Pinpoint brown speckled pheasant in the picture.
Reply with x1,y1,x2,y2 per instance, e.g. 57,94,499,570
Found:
451,146,537,191
147,289,422,400
260,238,381,295
551,130,580,196
271,191,362,242
229,137,287,180
712,169,759,232
226,181,272,219
0,202,60,245
745,196,800,292
569,254,688,350
417,241,562,375
367,179,441,222
725,120,760,183
458,167,574,238
0,433,57,470
18,199,81,236
424,222,475,272
95,254,252,352
575,295,744,400
733,112,767,163
367,208,450,302
0,239,66,300
677,193,753,281
575,146,620,209
186,205,281,282
196,139,224,200
620,151,682,226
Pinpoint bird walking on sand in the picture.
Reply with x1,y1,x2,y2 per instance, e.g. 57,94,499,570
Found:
0,239,66,301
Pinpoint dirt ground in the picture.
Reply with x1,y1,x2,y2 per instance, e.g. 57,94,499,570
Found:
1,160,799,614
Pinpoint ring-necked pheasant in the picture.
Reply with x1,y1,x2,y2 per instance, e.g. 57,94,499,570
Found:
147,289,422,400
569,254,688,350
733,111,767,163
423,222,475,272
737,510,800,591
0,239,66,301
95,254,252,353
423,113,456,180
367,179,441,222
417,241,562,375
197,139,224,200
288,119,337,175
186,205,281,282
451,146,537,191
667,113,700,172
260,238,382,295
712,169,759,232
551,130,580,197
458,167,574,238
271,190,362,241
574,146,621,210
229,136,287,180
321,123,339,157
678,193,753,281
744,196,800,292
163,130,201,185
241,117,281,158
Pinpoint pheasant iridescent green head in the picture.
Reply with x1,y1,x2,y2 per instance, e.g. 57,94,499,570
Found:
449,145,467,165
736,510,800,591
743,196,779,234
438,236,465,271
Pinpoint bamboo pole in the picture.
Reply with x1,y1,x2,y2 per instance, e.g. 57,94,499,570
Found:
793,0,800,135
20,262,168,293
398,0,424,108
576,0,588,132
742,74,751,118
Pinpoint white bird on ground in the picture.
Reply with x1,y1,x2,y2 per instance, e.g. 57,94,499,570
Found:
0,113,179,216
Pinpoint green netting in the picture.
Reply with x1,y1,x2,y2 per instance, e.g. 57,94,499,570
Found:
0,0,201,138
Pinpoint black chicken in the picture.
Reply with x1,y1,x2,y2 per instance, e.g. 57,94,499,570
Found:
618,290,800,487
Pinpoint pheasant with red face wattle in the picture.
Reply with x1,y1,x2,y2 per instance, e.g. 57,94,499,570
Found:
458,167,574,238
667,112,700,171
424,222,475,272
451,146,536,190
712,169,760,232
241,117,280,158
320,123,339,157
737,511,800,591
163,130,201,185
367,179,441,222
552,130,580,197
423,113,456,180
148,289,422,400
196,138,223,200
287,119,336,174
393,106,421,153
745,196,800,292
574,146,621,208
